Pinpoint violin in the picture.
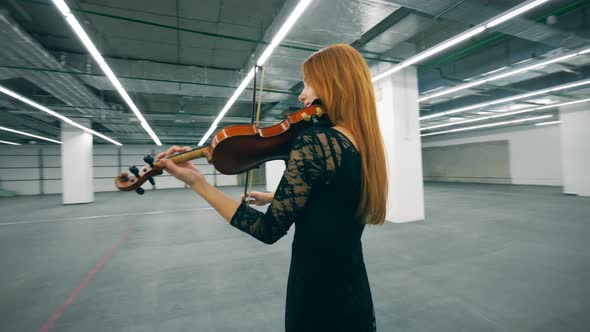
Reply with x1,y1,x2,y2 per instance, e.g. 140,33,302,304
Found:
114,104,327,194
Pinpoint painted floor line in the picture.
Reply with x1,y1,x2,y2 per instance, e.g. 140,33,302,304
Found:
0,207,215,226
39,224,137,332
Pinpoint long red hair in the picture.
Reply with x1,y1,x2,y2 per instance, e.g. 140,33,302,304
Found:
303,44,388,225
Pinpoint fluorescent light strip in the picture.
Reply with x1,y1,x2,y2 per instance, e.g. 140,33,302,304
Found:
409,27,486,68
420,78,590,120
0,139,21,146
51,0,160,146
421,115,553,137
198,66,256,147
422,86,447,94
198,0,312,146
373,26,485,82
373,0,550,83
0,85,122,145
213,68,256,129
421,98,590,131
0,126,62,144
421,81,485,101
258,0,312,66
486,0,550,28
535,120,561,126
200,126,218,146
479,66,508,76
419,49,585,102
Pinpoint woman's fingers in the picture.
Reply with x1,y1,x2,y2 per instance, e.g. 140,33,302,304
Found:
157,145,192,163
165,145,181,157
160,158,181,177
241,192,255,204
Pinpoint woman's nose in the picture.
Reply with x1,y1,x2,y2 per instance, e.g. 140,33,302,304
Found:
298,91,305,102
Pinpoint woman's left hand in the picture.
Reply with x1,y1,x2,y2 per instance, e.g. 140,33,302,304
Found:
157,146,208,189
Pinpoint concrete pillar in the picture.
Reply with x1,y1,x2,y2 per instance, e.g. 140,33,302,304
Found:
61,119,94,204
374,66,425,223
559,102,590,196
265,160,286,192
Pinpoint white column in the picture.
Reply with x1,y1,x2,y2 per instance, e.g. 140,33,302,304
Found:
374,66,425,223
61,119,94,204
559,101,590,196
265,160,286,192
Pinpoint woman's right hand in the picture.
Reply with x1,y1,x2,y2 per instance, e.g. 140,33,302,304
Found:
240,191,274,206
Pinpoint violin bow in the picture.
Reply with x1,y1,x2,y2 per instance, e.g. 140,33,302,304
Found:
243,65,265,203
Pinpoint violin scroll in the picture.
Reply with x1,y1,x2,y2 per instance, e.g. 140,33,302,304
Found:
114,163,163,192
114,147,212,194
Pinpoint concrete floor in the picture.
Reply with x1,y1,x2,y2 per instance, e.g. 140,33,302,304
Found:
0,183,589,332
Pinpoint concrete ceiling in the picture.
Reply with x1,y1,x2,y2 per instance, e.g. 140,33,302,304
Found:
0,0,589,145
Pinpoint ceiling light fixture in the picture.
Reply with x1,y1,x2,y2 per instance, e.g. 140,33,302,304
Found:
373,26,485,82
535,120,562,126
419,46,589,102
256,0,313,67
479,66,508,77
421,86,448,94
0,85,122,145
198,0,312,146
421,98,590,131
485,0,550,28
0,139,21,146
51,0,160,146
421,115,553,137
0,126,62,144
373,0,551,83
420,78,590,120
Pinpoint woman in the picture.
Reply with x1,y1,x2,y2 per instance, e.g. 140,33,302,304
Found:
158,44,388,331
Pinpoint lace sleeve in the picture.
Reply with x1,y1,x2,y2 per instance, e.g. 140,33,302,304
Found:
229,129,332,244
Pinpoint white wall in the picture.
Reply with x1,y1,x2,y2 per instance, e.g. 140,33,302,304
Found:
560,102,590,196
422,140,511,184
61,121,94,204
265,160,286,192
0,144,238,196
422,124,562,186
375,66,425,223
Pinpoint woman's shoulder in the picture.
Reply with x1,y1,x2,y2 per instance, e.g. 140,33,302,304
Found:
293,124,332,148
298,124,359,156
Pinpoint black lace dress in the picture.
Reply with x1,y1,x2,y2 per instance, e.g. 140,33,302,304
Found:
230,122,376,332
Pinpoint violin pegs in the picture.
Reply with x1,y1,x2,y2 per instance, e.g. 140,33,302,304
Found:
135,187,145,195
148,177,155,186
315,107,324,117
143,154,155,167
129,165,140,177
118,172,129,182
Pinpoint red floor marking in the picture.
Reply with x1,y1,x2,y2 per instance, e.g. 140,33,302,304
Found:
39,224,137,332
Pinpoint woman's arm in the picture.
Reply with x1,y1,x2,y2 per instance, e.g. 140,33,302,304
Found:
227,130,328,244
192,182,241,223
240,191,274,206
157,146,240,223
159,129,330,245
